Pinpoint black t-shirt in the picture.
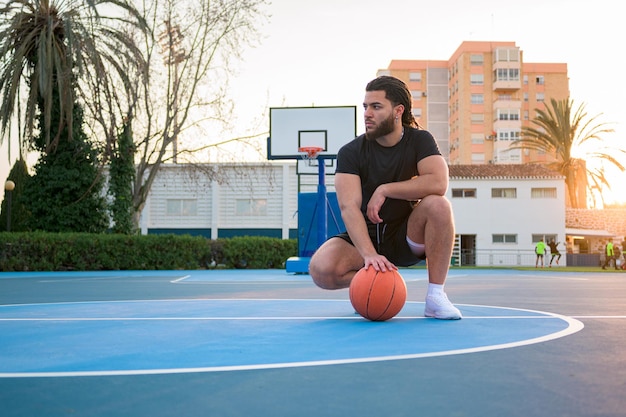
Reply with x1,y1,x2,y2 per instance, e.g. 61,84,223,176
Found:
336,127,441,226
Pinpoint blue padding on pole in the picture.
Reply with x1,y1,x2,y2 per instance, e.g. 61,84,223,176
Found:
317,161,327,248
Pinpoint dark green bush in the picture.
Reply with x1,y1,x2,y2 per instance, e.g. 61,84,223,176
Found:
221,236,298,269
0,232,297,272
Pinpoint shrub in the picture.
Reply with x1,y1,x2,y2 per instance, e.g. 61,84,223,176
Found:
0,232,297,272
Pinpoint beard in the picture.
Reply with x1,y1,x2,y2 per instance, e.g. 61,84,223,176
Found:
365,113,395,141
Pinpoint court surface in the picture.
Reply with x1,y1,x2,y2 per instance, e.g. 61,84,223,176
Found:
0,268,625,417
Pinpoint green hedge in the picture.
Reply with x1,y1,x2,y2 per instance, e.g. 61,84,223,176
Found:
0,232,298,272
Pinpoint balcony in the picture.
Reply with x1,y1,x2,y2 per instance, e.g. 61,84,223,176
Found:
492,60,521,91
493,79,521,91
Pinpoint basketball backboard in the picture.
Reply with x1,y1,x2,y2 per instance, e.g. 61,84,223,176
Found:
267,106,357,163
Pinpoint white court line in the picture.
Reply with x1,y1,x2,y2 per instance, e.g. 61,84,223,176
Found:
0,313,584,378
38,276,133,283
38,276,179,283
513,274,590,280
0,300,585,378
0,315,584,321
171,280,317,285
170,275,191,283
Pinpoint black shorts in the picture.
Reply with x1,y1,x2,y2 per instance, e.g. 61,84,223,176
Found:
333,220,425,267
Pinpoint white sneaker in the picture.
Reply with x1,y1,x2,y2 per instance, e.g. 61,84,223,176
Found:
425,293,462,320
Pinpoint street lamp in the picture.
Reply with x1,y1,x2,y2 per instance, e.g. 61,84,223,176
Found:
4,180,15,232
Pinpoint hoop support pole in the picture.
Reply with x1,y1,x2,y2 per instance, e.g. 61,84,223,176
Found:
317,157,328,247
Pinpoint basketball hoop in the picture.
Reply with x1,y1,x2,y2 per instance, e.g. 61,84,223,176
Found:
298,146,323,161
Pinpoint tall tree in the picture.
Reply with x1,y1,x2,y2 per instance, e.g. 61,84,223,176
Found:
24,95,109,233
0,158,29,232
87,0,270,229
512,98,625,208
0,0,146,232
109,117,136,234
0,0,146,152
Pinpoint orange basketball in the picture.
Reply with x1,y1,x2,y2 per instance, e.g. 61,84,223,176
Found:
349,267,407,321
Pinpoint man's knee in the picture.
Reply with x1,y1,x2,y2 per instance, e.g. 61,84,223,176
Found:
309,256,344,290
309,239,360,290
409,195,453,232
309,243,338,289
419,194,453,217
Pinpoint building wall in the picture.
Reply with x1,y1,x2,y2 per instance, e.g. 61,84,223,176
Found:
379,41,569,167
141,163,300,239
566,208,626,236
450,177,566,266
141,162,567,267
566,208,626,255
521,62,570,164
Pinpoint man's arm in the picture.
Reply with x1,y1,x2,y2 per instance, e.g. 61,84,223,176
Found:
367,155,448,224
335,172,396,271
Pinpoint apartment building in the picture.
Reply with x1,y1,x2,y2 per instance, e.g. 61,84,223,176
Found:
377,41,570,165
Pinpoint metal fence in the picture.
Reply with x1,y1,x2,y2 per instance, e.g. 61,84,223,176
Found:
453,249,603,267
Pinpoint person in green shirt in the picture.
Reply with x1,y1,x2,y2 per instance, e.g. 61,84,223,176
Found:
535,239,547,268
602,238,618,270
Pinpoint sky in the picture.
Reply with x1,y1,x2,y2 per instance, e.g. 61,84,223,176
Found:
2,0,625,203
225,0,626,202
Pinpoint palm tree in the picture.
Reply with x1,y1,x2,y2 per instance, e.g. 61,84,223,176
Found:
511,98,625,208
0,0,146,153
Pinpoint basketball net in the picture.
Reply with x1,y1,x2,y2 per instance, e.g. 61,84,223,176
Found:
298,146,323,163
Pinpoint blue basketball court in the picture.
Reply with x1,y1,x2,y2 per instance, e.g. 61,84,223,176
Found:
0,268,624,416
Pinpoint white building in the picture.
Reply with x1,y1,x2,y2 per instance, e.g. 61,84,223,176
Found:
140,162,565,267
448,164,565,266
141,163,299,240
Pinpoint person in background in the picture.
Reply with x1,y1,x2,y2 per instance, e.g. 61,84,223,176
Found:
614,245,622,270
602,238,617,270
535,239,546,268
548,238,562,267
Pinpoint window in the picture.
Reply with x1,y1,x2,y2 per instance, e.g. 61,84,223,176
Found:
470,74,484,85
497,129,521,141
166,199,198,216
236,199,267,216
536,92,545,102
531,188,557,198
532,234,557,243
452,188,477,198
411,90,423,100
412,108,422,118
494,68,519,81
536,75,544,85
492,188,517,198
471,94,484,104
471,113,484,124
409,72,422,82
470,54,484,65
494,47,519,62
492,234,517,243
471,153,485,163
496,109,520,121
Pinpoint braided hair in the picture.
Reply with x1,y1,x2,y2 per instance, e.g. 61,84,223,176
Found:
366,76,420,128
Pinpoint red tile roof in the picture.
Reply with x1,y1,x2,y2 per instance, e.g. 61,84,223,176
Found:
449,164,563,179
